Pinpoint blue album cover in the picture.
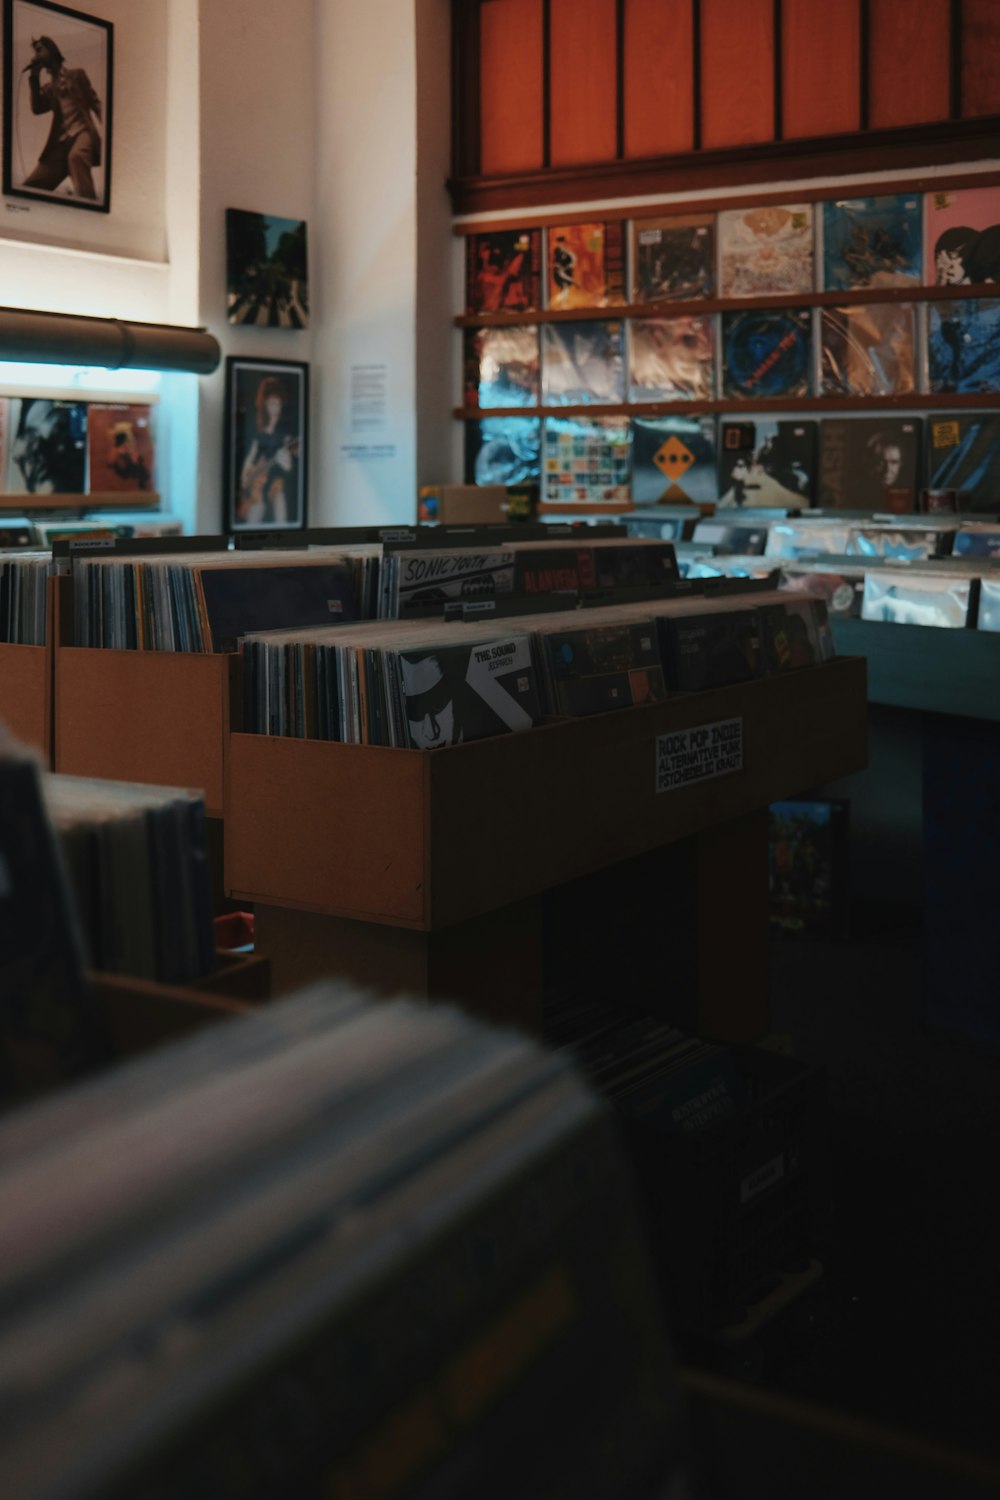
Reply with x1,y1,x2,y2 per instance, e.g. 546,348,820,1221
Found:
928,300,1000,394
464,417,541,487
822,194,922,290
925,414,1000,511
631,415,717,505
463,326,538,408
718,419,817,508
950,527,1000,558
722,309,812,399
543,416,631,505
541,320,625,405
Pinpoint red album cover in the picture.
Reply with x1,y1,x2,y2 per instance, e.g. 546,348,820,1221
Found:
466,229,542,314
548,222,625,310
87,404,155,493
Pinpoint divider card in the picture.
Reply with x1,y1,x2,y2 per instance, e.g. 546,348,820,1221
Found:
465,417,541,487
462,326,539,408
628,316,715,402
465,228,542,313
541,320,625,405
925,414,1000,511
819,305,916,397
821,193,922,289
721,309,812,399
543,417,631,505
928,300,1000,393
718,420,818,508
547,222,625,309
924,185,1000,286
0,399,10,494
631,415,717,505
630,214,714,303
718,203,814,297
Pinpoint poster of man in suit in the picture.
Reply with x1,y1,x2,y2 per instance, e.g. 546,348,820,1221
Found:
3,0,112,212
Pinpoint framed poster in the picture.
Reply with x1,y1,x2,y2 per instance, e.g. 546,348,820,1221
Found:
226,208,309,327
224,357,308,532
3,0,113,212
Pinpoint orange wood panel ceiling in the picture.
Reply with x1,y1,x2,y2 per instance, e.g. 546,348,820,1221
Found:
623,0,695,158
868,0,951,129
699,0,776,149
781,0,861,139
549,0,619,164
479,0,545,175
962,0,1000,117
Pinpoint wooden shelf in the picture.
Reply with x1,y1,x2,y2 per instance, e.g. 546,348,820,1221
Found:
0,492,161,513
458,393,1000,421
457,282,1000,328
54,648,237,817
830,618,1000,721
89,957,264,1062
226,658,867,933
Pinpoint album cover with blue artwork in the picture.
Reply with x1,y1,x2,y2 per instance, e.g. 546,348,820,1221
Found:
925,414,1000,511
631,415,717,505
722,309,812,399
928,300,1000,394
822,194,922,290
541,320,625,405
543,416,631,505
464,416,541,487
463,326,539,408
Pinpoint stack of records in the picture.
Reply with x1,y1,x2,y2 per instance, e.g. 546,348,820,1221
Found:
43,774,217,984
0,734,109,1105
71,549,372,651
0,981,683,1498
0,552,49,644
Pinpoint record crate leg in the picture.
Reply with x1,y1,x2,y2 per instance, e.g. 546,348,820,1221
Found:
253,899,545,1033
543,810,770,1043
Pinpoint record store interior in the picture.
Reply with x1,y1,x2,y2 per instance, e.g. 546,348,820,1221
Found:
5,1,1000,1495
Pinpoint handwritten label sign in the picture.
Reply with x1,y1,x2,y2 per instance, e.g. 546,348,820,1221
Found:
655,717,743,793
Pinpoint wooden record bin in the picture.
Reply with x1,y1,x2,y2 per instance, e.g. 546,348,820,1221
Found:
0,642,51,759
49,571,237,818
227,658,868,1039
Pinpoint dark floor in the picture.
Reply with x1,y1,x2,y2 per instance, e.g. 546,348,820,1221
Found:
761,908,1000,1461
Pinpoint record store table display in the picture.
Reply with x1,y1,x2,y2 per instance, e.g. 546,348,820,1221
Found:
226,656,867,1041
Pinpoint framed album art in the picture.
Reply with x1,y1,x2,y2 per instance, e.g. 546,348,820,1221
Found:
3,0,113,212
224,357,308,533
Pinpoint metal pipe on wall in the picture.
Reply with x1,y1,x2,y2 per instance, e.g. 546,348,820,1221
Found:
0,306,221,374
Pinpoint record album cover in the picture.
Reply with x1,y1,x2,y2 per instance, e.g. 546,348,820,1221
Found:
466,228,542,313
769,799,849,937
925,415,1000,511
632,415,717,505
547,221,625,309
629,315,714,402
87,404,155,493
197,563,357,652
928,300,1000,393
822,194,922,290
465,417,541,487
819,304,916,397
631,214,714,303
463,326,539,408
718,202,814,297
924,186,1000,287
861,571,976,628
542,622,666,716
400,635,541,747
541,320,625,405
543,416,631,505
722,308,812,399
394,550,517,616
818,417,921,510
6,399,87,495
718,419,817,508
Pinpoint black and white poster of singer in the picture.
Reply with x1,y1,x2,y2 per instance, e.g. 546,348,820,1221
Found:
3,0,112,212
